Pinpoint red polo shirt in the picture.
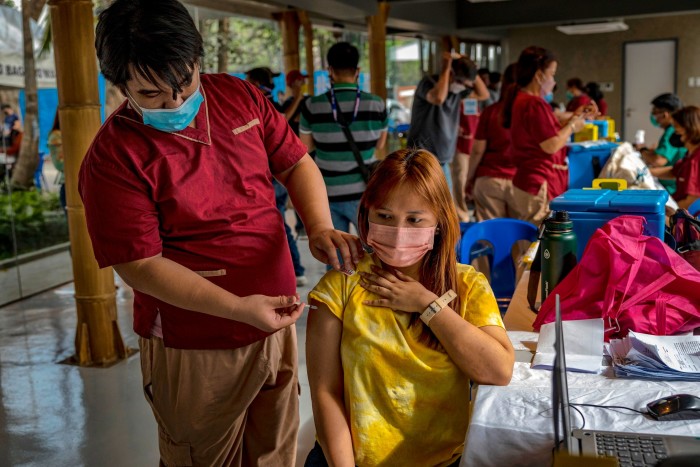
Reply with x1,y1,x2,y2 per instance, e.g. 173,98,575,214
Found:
457,110,479,155
473,102,515,180
79,73,307,349
510,91,568,199
672,146,700,202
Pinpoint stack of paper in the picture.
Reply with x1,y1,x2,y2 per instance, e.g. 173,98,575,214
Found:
532,318,605,373
606,331,700,381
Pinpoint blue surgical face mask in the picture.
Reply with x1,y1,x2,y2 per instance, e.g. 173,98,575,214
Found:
565,91,574,101
129,87,204,133
650,114,661,128
544,92,554,103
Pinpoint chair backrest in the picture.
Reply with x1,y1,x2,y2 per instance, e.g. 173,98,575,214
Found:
458,218,538,298
689,198,700,218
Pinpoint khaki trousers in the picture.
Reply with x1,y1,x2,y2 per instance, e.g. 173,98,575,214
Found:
509,183,550,225
139,326,299,467
450,151,470,222
473,176,515,221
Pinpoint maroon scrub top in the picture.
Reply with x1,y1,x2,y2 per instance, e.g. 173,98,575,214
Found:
672,146,700,202
457,110,479,155
565,94,592,113
79,74,308,349
510,91,569,200
473,101,515,180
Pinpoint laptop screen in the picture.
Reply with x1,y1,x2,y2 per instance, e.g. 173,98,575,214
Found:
552,294,573,453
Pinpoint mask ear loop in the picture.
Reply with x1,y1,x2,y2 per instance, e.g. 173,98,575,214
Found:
123,88,144,117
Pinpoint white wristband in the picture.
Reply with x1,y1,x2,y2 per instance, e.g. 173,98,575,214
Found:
420,289,457,326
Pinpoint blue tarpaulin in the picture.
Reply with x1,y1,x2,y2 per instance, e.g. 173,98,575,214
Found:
19,74,107,155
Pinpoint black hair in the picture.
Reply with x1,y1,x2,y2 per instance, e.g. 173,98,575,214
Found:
566,78,584,91
584,82,603,102
498,64,516,103
502,46,556,129
651,93,683,113
95,0,204,99
477,67,490,77
327,42,359,73
452,57,478,81
489,71,502,85
1,103,10,110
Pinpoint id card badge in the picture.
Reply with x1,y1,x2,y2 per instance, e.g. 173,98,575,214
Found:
463,98,478,115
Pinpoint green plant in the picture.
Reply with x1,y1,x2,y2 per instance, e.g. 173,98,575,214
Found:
0,191,68,260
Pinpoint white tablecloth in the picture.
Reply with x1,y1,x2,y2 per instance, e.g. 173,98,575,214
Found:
461,362,700,467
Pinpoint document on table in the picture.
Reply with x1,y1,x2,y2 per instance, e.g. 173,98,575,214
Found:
606,331,700,381
532,318,604,373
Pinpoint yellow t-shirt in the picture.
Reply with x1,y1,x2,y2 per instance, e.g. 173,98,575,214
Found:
308,254,504,467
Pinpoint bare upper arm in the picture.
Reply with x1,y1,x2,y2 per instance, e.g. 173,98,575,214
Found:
426,86,445,106
113,253,162,287
306,300,344,394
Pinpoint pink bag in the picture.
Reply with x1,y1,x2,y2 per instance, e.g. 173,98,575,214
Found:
533,215,700,340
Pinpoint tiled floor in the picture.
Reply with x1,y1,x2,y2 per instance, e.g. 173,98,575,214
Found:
0,228,324,467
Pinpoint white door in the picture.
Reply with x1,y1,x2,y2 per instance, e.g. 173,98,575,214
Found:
623,40,676,143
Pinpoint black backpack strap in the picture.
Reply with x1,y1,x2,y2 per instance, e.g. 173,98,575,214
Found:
325,92,370,183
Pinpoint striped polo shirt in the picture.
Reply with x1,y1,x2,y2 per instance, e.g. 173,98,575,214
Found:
300,83,388,201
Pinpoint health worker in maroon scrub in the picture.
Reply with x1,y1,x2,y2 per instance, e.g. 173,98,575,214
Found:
501,46,598,224
78,1,362,465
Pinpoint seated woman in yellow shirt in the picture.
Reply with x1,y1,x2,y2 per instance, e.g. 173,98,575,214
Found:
305,148,515,467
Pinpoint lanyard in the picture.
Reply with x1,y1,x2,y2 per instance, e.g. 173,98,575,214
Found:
329,83,361,126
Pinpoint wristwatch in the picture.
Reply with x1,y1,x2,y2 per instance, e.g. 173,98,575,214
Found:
420,289,457,326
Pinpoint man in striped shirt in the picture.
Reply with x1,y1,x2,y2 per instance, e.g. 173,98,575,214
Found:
300,42,388,234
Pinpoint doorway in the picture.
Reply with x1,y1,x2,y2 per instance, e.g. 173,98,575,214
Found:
623,39,677,142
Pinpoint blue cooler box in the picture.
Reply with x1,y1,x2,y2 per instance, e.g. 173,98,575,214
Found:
550,189,668,260
567,141,618,189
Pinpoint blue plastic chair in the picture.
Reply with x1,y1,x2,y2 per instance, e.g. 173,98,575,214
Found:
458,218,538,303
689,198,700,218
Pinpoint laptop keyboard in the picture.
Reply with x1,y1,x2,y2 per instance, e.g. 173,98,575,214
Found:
594,433,669,466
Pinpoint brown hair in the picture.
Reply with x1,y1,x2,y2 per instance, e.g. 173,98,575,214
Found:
358,148,461,349
501,46,557,129
672,106,700,146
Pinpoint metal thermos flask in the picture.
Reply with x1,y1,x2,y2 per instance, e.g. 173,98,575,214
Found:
540,211,578,302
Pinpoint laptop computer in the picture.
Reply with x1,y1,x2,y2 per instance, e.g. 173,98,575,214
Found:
551,295,700,467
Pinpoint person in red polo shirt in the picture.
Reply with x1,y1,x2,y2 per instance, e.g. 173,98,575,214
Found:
651,106,700,210
565,77,592,113
466,64,517,220
501,47,597,224
80,1,362,466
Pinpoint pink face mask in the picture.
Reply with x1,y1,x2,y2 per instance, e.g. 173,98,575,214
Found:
366,221,436,268
540,74,556,99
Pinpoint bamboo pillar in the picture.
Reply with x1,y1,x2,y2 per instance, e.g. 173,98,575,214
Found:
441,35,459,55
49,0,125,366
298,10,314,95
217,18,229,73
276,10,301,75
367,2,390,101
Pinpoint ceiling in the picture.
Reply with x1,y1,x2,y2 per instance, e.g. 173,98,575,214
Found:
184,0,700,39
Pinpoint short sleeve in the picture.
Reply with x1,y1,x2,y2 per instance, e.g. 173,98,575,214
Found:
457,265,504,328
253,84,307,174
684,157,700,197
308,270,349,320
414,77,433,102
525,99,559,144
79,150,162,268
656,128,685,166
